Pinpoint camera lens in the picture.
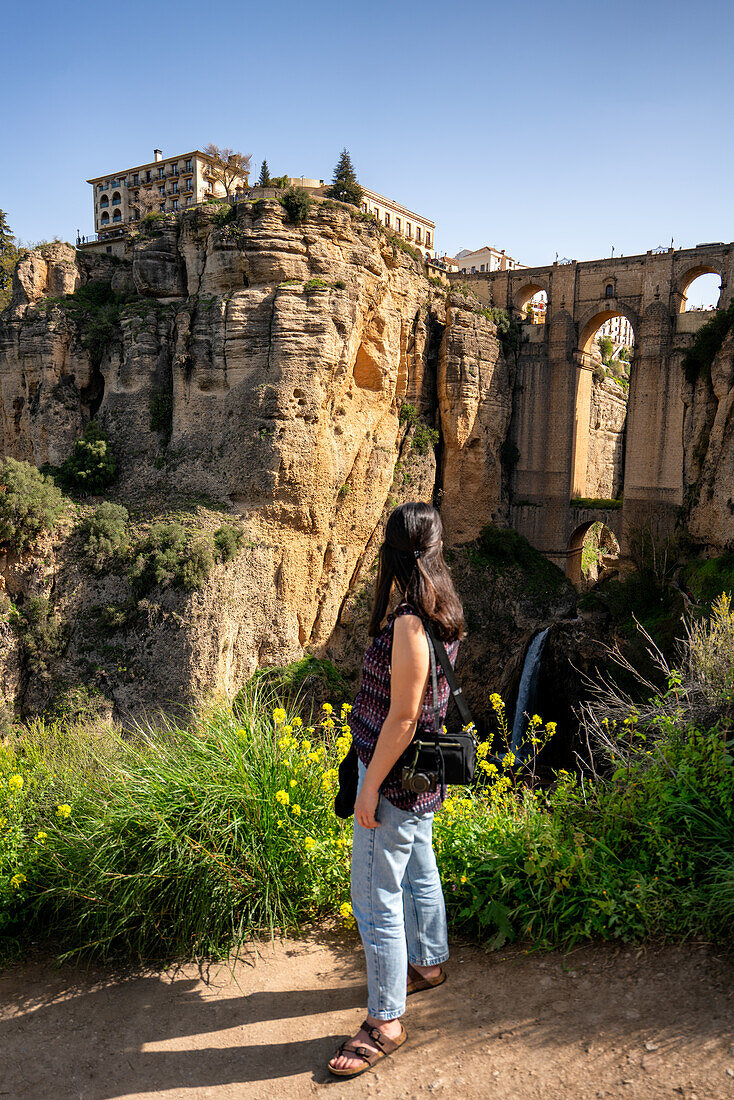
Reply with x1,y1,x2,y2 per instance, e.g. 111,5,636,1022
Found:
412,773,432,793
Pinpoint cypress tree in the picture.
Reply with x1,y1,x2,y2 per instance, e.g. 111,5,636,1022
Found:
326,149,363,208
0,210,19,311
258,160,271,187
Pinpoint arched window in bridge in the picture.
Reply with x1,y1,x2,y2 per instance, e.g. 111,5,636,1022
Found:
681,271,722,312
605,283,614,298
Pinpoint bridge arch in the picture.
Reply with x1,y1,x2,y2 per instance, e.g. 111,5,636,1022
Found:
566,520,620,587
578,301,639,354
676,264,723,312
513,281,548,315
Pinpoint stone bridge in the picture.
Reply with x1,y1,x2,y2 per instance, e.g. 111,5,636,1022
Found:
451,243,734,583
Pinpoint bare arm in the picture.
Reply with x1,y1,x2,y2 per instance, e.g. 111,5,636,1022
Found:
355,613,430,828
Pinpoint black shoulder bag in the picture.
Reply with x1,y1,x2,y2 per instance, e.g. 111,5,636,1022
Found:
400,620,477,794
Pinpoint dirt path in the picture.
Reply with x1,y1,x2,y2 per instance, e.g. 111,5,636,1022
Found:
1,932,733,1099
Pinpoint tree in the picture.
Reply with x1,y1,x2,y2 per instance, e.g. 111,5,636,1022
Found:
131,186,164,219
325,149,363,207
204,144,252,199
0,209,19,312
258,160,272,187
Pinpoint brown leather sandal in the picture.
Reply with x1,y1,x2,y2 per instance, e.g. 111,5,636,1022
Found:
406,963,447,995
328,1018,408,1079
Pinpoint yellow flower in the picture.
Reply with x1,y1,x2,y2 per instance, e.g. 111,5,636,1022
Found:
289,778,297,788
273,707,287,726
322,703,333,715
339,901,356,927
477,741,490,759
302,739,311,752
308,751,320,763
323,718,335,730
545,721,557,735
275,790,290,806
341,703,352,716
291,804,302,816
10,873,26,890
480,760,498,775
7,774,23,793
292,717,303,728
502,751,516,769
442,798,456,814
283,724,293,735
306,725,315,734
341,724,351,735
530,714,543,727
304,836,316,851
35,831,48,843
56,804,72,819
460,875,467,884
489,693,504,711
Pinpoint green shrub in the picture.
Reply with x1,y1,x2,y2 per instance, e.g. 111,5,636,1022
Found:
58,422,117,494
303,277,329,291
280,187,312,224
129,522,213,593
0,458,64,552
399,401,418,425
56,281,132,365
12,596,66,674
213,524,244,563
80,502,129,570
411,422,440,454
571,497,623,510
685,552,734,606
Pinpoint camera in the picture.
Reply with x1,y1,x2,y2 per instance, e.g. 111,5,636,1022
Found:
401,765,438,793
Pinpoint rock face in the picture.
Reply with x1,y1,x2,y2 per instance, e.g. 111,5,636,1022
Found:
685,329,734,550
585,377,628,500
0,203,517,718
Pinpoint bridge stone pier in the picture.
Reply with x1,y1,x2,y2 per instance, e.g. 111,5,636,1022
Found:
452,243,734,583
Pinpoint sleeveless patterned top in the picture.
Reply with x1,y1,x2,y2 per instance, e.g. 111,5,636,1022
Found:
349,602,460,813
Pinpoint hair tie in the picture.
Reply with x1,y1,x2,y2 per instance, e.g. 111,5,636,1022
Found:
414,549,422,559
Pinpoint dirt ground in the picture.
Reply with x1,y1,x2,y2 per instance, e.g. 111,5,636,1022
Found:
1,931,733,1100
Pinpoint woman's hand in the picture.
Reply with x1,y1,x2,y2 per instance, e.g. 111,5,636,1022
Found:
355,783,380,829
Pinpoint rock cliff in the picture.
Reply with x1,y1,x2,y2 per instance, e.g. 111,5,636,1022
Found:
0,202,524,719
684,329,734,550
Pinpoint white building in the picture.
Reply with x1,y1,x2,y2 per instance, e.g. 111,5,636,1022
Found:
454,245,523,274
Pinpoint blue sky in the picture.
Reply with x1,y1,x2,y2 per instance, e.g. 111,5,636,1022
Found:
2,0,731,303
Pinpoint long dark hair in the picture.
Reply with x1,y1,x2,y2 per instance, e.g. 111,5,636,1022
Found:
368,502,465,641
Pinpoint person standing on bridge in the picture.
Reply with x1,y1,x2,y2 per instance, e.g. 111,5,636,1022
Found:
328,501,465,1079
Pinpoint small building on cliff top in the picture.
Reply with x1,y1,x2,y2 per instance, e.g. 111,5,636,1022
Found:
454,245,524,274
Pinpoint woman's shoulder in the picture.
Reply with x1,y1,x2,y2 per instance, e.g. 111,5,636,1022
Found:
391,601,421,621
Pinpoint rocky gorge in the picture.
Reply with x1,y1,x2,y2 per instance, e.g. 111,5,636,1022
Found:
0,198,731,734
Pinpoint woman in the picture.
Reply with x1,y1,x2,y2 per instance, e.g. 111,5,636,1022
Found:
329,501,465,1079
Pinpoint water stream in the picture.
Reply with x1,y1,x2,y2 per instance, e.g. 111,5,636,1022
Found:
510,626,551,756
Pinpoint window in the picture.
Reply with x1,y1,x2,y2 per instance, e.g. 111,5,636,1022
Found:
480,264,485,272
133,174,139,186
146,170,151,182
471,266,476,274
99,194,109,207
172,182,178,193
101,211,110,224
396,218,401,232
426,233,431,247
605,283,614,298
112,192,121,205
416,228,422,242
362,202,367,212
185,158,192,171
112,209,121,222
186,196,193,206
384,212,390,226
158,167,165,179
406,222,412,237
159,185,165,196
106,246,112,254
183,177,193,191
172,199,179,211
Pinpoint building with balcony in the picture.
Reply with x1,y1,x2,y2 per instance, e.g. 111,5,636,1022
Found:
86,149,247,237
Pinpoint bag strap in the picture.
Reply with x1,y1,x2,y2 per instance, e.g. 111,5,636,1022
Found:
422,618,475,731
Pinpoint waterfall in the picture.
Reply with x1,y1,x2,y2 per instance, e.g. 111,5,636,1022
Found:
510,627,550,756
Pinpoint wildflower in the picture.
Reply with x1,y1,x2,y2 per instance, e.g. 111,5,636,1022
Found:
442,799,456,814
302,740,311,752
304,836,317,852
489,693,504,711
308,751,320,763
291,804,302,816
460,875,467,884
477,741,490,759
502,750,516,769
341,724,351,735
10,873,26,890
306,725,315,734
283,724,293,735
545,721,557,736
56,804,72,819
530,714,543,727
480,760,498,775
341,702,352,714
323,718,335,730
35,831,48,844
290,778,298,788
275,790,290,807
322,703,333,715
7,774,23,793
273,707,287,726
339,901,356,927
292,717,303,728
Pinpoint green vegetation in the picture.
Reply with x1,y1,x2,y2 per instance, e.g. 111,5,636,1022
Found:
682,300,734,384
1,596,733,961
480,306,525,363
685,552,734,606
257,160,272,187
57,422,117,494
467,524,568,602
280,187,312,224
80,502,129,571
10,596,66,675
213,524,244,563
53,281,132,365
398,403,439,453
0,209,20,313
129,522,213,594
325,148,363,208
303,277,329,291
0,458,65,552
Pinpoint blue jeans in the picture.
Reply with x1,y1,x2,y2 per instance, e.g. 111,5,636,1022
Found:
351,760,449,1021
